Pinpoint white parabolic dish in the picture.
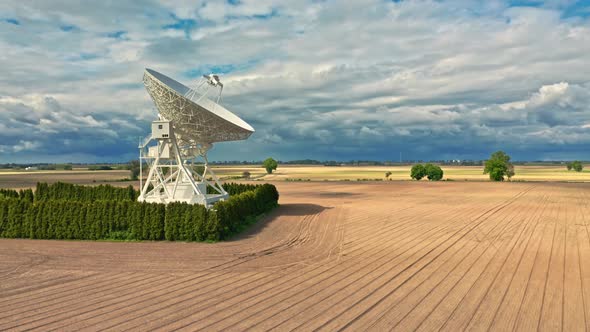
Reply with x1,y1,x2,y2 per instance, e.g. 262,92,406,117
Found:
143,68,254,145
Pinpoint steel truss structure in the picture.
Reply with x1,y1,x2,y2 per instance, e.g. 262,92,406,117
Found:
138,123,227,206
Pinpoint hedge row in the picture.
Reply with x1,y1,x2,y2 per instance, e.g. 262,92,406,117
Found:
162,183,279,241
35,182,138,202
218,183,259,196
0,183,279,241
0,188,33,202
211,184,279,239
206,183,258,195
35,182,257,202
0,189,19,199
164,203,211,241
0,199,164,240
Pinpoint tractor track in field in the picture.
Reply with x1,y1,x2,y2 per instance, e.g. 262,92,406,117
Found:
1,181,589,331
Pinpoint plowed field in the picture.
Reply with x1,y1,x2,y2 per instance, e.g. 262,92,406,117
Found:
1,181,589,331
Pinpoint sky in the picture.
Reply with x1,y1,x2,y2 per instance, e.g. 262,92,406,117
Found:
1,0,589,163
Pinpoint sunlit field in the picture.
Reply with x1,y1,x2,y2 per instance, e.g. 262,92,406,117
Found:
261,165,590,182
3,181,590,330
1,164,589,189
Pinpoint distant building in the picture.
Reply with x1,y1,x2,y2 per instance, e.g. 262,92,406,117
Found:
25,166,38,171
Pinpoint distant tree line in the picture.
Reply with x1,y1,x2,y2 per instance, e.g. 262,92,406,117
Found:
0,182,279,242
41,164,73,170
2,159,587,171
88,165,114,171
211,159,486,166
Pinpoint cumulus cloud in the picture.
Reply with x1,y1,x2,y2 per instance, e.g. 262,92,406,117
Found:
524,82,590,126
0,0,589,162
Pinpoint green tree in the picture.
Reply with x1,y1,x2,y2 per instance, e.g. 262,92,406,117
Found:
424,163,444,181
566,162,573,171
19,189,34,203
263,158,278,174
484,151,514,181
572,160,584,172
410,164,426,180
128,160,140,180
192,204,208,241
507,163,515,179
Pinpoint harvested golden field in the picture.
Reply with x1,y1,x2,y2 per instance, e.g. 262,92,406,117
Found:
262,165,590,182
1,164,589,190
1,181,590,331
0,170,131,190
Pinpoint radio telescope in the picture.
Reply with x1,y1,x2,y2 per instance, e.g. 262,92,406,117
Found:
138,68,254,206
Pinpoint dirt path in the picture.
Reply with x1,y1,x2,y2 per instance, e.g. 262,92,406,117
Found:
0,181,589,331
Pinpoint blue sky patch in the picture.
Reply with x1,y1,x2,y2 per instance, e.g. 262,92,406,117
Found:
4,18,19,25
184,64,236,78
162,13,197,38
79,53,98,60
508,0,590,18
114,83,143,90
66,53,99,62
562,2,590,18
226,8,279,21
507,0,543,7
60,25,78,32
183,60,260,78
106,30,127,39
252,8,279,20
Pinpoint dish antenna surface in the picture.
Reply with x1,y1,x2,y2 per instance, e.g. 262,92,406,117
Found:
138,68,254,206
